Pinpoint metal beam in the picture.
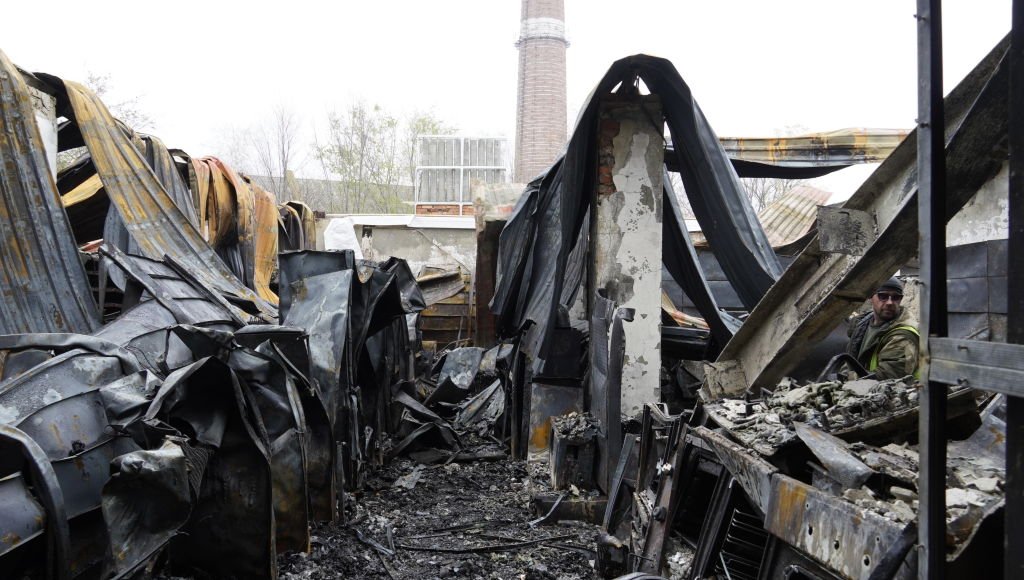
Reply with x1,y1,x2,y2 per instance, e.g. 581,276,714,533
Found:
705,35,1009,399
916,0,948,577
929,338,1024,396
1006,0,1024,576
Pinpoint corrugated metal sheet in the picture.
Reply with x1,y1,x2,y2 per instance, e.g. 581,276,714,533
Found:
0,49,99,334
58,78,278,319
691,185,831,250
758,185,831,248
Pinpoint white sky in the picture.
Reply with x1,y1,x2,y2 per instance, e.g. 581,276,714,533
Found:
2,0,1012,199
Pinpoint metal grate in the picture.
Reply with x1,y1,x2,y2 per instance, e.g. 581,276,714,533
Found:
715,508,770,580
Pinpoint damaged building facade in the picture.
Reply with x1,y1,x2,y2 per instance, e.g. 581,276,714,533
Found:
1,2,1022,580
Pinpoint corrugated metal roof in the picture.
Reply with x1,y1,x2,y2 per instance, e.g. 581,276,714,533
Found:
0,49,99,334
59,78,277,320
691,185,830,249
758,185,832,248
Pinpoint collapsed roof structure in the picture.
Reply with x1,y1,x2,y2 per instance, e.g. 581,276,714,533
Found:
1,3,1021,578
0,49,426,578
486,21,1016,580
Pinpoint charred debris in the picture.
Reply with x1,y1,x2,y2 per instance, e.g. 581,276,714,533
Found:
0,22,1020,580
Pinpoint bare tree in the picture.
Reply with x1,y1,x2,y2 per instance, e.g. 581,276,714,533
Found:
84,72,153,132
251,105,301,199
741,175,799,212
316,102,406,213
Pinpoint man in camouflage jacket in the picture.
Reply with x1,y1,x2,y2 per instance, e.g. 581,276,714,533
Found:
846,277,920,380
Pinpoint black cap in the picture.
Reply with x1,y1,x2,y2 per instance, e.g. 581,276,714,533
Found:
877,276,904,295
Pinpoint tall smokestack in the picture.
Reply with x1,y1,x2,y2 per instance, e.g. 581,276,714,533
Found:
514,0,568,183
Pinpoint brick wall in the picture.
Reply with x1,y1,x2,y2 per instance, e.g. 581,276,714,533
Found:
415,203,475,217
514,0,568,183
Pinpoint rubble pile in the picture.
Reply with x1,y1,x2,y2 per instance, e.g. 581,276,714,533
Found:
550,412,600,440
703,376,959,455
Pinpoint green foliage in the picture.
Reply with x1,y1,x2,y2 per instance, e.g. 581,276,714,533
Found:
314,104,456,213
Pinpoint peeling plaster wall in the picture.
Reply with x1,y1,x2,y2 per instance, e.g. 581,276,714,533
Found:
947,161,1008,245
591,99,663,416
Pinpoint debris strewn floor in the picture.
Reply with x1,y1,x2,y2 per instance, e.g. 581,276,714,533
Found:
279,441,599,579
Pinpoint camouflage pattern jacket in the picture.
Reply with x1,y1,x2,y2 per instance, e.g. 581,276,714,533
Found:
846,307,920,380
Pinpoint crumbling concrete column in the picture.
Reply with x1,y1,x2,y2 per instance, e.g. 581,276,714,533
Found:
591,96,663,416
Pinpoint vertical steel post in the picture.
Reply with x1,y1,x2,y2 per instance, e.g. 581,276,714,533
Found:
916,0,948,577
1006,0,1024,577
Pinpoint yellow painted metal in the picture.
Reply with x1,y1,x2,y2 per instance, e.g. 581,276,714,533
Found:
62,174,104,208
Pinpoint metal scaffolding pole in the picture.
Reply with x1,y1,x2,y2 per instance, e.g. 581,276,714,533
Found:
1006,1,1024,577
916,0,948,577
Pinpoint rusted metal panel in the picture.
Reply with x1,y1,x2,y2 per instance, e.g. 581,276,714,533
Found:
0,49,99,335
709,37,1010,395
718,128,908,168
765,474,909,580
695,426,777,516
54,78,277,320
250,179,280,303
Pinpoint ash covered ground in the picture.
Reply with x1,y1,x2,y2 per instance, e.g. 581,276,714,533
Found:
278,441,600,579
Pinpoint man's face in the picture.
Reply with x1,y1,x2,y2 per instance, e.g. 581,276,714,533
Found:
871,290,902,323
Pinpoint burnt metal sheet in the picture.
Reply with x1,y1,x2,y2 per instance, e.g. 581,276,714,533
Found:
765,474,908,579
146,357,275,579
0,424,71,580
284,201,317,251
695,426,777,516
491,55,780,362
42,75,278,320
0,473,46,556
794,422,875,489
52,438,138,520
280,267,352,424
0,49,99,334
101,439,191,578
225,339,310,553
0,349,124,426
98,248,244,327
417,269,465,307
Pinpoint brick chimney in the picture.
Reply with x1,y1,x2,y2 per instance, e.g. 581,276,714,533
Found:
514,0,568,183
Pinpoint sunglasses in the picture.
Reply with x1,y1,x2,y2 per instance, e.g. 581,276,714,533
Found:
875,292,903,303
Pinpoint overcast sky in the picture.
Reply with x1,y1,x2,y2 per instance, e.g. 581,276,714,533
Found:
2,0,1012,198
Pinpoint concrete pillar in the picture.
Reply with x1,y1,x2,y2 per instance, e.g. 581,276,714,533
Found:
591,96,664,417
